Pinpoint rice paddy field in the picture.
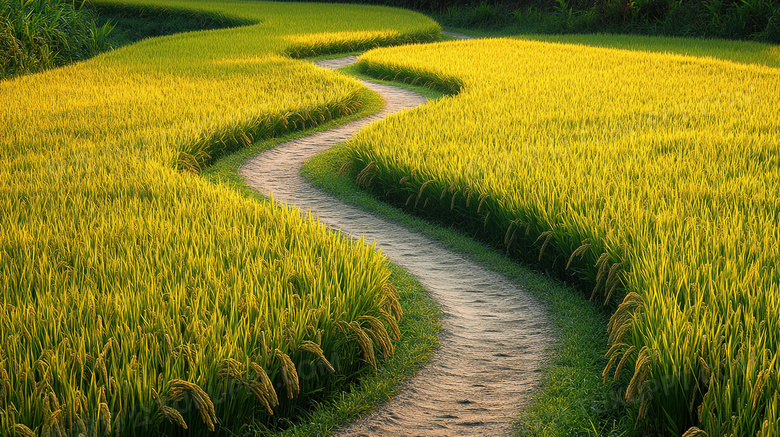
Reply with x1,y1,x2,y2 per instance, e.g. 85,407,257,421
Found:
0,1,440,435
349,39,780,435
6,0,780,434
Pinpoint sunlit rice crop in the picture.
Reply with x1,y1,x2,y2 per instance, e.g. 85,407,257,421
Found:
0,0,439,434
350,39,780,436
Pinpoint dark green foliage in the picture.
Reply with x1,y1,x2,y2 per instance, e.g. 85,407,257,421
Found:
593,0,780,41
0,0,114,79
91,2,253,48
0,0,251,79
454,0,780,43
759,9,780,39
437,2,517,29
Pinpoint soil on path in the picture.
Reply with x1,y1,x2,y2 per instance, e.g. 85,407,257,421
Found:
239,57,554,436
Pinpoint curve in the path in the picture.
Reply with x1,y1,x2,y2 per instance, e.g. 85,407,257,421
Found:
239,58,554,436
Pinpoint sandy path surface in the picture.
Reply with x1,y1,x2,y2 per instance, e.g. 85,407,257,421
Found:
239,57,554,436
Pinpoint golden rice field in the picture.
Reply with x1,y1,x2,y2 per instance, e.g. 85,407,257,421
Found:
0,1,439,434
350,39,780,436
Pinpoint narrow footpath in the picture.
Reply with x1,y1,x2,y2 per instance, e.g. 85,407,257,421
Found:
239,56,554,436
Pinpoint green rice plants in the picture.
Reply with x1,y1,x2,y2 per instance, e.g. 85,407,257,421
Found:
91,0,255,47
348,38,780,436
0,0,114,78
0,0,440,434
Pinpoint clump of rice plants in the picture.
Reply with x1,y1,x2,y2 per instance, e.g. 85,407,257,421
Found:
0,0,114,79
0,0,440,434
349,38,780,436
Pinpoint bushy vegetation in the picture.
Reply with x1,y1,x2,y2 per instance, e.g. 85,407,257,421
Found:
511,0,780,42
446,0,780,43
0,0,115,79
349,38,780,436
0,1,440,435
91,0,253,48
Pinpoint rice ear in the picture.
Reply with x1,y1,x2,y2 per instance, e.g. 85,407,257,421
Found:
167,379,217,431
379,308,401,341
156,405,188,430
13,424,35,437
298,341,335,373
681,427,708,437
251,362,279,410
360,315,394,359
274,349,300,399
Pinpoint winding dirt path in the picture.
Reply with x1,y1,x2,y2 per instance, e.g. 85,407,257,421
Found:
239,58,554,436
